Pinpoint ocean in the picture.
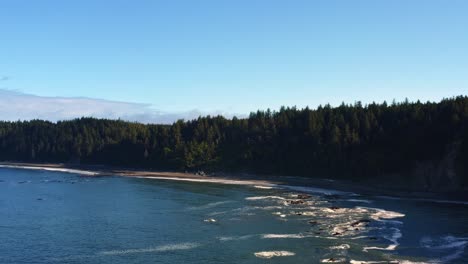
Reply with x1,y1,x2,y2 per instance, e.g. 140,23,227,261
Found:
0,167,467,263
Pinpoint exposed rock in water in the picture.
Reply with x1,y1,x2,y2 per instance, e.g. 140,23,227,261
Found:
297,194,312,199
289,200,305,205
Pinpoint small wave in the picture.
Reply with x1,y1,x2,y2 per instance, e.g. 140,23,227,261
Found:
329,244,350,250
363,207,405,221
321,258,346,263
262,234,305,239
188,201,233,210
217,235,255,241
350,261,399,264
346,199,372,204
254,251,295,259
363,228,401,252
351,261,427,264
245,196,286,201
99,242,199,255
421,235,468,263
253,185,276,189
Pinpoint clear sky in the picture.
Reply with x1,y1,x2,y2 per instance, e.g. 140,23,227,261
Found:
1,0,467,122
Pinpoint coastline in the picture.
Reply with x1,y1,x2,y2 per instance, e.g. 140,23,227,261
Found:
0,162,277,187
1,161,467,204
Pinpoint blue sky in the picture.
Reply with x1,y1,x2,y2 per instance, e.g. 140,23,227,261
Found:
1,0,467,122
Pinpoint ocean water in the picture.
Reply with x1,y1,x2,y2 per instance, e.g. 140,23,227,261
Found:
0,168,467,264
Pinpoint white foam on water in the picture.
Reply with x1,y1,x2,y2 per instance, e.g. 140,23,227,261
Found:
363,228,402,252
217,235,256,241
421,235,468,263
188,201,233,210
254,251,295,259
262,234,305,239
350,261,399,264
321,207,369,215
253,185,276,189
397,261,430,264
245,196,286,201
361,207,405,221
139,176,270,186
99,242,200,255
329,244,350,250
0,164,98,176
346,199,372,204
321,257,346,263
271,212,287,218
350,236,370,240
203,218,217,223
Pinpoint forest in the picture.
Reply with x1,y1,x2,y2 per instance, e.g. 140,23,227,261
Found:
1,96,467,186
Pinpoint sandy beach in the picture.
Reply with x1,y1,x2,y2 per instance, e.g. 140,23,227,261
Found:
0,162,277,187
1,161,467,204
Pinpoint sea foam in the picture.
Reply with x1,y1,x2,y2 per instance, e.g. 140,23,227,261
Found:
254,251,295,259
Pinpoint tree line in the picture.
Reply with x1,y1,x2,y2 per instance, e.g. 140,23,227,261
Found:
1,96,467,185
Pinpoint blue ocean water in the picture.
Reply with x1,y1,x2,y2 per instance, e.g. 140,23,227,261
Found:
0,168,467,264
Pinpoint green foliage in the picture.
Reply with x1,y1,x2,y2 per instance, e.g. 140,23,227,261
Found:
0,96,467,179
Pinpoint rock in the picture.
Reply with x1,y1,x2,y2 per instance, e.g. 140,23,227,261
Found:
289,200,305,205
329,206,340,210
332,232,342,236
297,194,312,199
308,220,319,225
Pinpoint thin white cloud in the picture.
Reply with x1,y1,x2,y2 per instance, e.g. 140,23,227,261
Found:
0,89,235,124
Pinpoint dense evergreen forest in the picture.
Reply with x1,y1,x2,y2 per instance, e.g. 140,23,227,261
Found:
1,96,468,186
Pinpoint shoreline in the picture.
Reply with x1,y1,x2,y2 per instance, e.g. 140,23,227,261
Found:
1,162,467,204
0,162,277,187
